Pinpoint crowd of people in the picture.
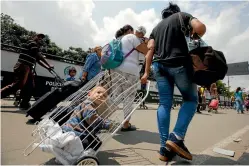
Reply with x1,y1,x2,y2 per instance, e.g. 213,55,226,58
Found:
1,2,249,163
196,84,249,114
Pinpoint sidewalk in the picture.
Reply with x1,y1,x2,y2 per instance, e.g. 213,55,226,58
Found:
1,99,249,165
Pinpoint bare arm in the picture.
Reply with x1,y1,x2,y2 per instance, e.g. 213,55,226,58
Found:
37,59,50,69
135,43,148,55
37,53,52,69
145,39,155,74
190,18,206,37
82,72,88,80
141,39,155,84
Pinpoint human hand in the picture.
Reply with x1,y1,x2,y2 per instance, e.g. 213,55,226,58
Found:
81,76,86,82
141,72,149,84
48,65,54,70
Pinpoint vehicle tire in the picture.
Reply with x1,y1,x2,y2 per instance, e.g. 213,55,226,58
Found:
75,156,99,166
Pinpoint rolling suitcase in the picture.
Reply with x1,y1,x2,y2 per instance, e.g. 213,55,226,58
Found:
26,69,86,121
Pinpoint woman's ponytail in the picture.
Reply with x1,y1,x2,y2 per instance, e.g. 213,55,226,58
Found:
115,25,133,39
115,28,124,39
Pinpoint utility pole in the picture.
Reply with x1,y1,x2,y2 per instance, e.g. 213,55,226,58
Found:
228,76,230,89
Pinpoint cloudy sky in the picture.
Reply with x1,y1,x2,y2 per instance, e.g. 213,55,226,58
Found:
1,0,249,91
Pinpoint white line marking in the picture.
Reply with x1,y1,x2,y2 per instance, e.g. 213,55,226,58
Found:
192,125,249,165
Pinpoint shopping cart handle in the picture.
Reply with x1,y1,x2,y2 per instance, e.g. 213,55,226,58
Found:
48,69,64,83
144,81,151,100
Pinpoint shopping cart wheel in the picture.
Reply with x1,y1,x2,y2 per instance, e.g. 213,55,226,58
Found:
75,156,99,166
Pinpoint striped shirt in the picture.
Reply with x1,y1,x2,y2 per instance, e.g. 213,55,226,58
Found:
18,40,39,67
65,99,111,134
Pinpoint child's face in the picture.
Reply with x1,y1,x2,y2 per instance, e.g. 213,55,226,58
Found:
89,86,108,105
69,71,76,77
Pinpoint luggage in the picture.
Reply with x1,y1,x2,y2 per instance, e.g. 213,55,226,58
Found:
209,99,219,110
26,69,86,121
190,47,227,86
178,13,228,86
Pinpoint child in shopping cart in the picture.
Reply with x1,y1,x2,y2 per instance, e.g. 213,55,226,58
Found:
61,86,114,150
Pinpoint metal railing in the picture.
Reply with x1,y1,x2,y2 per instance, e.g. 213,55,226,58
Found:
1,44,85,66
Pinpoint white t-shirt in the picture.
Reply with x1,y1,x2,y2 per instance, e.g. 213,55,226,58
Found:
204,90,211,99
116,34,144,76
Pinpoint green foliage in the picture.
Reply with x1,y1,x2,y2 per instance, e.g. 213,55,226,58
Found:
1,13,89,62
216,80,233,97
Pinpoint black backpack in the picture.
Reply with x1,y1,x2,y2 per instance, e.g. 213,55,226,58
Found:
178,13,228,86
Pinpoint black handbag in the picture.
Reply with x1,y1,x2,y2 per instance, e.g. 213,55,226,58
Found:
178,13,228,86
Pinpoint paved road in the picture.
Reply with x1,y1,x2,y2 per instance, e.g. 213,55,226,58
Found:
1,99,249,165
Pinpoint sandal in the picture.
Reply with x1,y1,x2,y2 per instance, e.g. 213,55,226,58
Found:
121,123,136,132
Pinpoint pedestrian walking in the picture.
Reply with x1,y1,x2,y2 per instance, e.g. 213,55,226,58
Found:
81,46,102,82
234,87,244,114
141,2,206,161
1,34,53,109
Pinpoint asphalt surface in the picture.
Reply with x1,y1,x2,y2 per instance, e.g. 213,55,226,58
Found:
1,99,249,165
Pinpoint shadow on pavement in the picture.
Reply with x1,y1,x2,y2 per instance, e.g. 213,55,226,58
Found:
97,150,124,165
98,148,154,165
170,153,249,165
1,105,18,108
0,109,27,115
113,130,159,145
196,112,212,116
41,148,153,165
42,158,60,165
237,152,249,165
215,112,228,114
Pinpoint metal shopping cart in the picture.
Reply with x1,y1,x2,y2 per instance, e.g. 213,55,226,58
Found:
23,71,150,165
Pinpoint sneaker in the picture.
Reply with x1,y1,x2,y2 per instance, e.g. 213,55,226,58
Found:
13,101,20,107
166,133,192,160
159,147,176,162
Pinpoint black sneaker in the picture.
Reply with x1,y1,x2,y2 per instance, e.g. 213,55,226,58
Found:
166,133,192,160
159,147,176,162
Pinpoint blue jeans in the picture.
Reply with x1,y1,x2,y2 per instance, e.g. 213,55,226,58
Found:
62,125,83,137
152,62,198,147
235,99,243,113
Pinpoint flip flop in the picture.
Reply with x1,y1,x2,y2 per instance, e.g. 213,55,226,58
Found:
121,123,136,132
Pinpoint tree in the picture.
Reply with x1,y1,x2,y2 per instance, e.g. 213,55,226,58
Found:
216,80,233,97
1,13,88,62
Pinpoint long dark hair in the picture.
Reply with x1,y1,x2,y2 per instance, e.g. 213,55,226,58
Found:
161,2,181,19
236,87,241,93
115,24,134,39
